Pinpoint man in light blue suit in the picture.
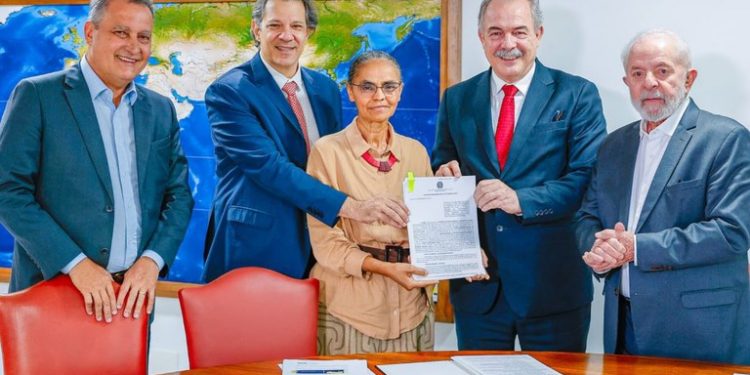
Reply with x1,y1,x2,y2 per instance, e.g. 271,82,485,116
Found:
204,0,409,282
576,29,750,365
0,0,193,323
432,0,606,351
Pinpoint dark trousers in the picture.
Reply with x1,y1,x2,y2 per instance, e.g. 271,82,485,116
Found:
616,296,639,355
455,291,590,352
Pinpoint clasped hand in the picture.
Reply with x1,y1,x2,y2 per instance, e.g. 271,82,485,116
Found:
68,257,160,323
581,222,635,274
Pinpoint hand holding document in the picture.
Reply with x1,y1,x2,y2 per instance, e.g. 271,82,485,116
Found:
403,175,486,281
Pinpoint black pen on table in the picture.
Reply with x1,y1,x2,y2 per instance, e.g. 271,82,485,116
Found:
292,370,345,374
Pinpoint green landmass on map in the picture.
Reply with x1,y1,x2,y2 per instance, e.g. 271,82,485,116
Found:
147,0,438,74
312,0,439,73
55,0,439,98
153,3,254,48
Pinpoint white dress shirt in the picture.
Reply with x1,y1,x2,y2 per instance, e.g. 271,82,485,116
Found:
63,56,164,274
490,62,536,132
621,97,690,298
260,55,321,145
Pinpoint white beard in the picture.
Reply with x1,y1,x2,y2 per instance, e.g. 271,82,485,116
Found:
633,84,687,123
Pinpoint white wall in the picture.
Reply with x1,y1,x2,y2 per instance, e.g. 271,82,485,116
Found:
461,0,750,354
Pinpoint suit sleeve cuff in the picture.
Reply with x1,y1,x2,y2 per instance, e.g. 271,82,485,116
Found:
61,253,87,274
141,250,165,271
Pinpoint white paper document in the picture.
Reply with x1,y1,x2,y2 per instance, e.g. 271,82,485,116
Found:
281,359,371,375
403,176,485,281
377,360,467,375
451,354,561,375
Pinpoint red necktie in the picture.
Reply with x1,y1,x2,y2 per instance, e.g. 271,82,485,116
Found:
495,84,518,170
281,81,311,154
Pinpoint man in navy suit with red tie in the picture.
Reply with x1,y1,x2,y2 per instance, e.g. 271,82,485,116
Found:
432,0,606,351
203,0,410,282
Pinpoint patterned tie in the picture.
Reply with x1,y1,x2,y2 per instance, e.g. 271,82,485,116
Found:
495,84,518,170
281,81,310,154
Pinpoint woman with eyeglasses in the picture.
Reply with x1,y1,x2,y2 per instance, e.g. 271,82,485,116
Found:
305,50,436,355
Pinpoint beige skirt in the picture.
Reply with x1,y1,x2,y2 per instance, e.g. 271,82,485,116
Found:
317,303,435,355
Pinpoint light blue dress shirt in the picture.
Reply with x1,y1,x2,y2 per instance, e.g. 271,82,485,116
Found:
62,57,164,274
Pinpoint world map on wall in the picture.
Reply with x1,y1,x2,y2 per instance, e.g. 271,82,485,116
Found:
0,1,441,282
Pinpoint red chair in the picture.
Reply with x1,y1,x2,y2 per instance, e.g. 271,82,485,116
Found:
178,267,319,369
0,275,148,375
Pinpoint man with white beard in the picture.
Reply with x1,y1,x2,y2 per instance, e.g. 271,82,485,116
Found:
575,29,750,365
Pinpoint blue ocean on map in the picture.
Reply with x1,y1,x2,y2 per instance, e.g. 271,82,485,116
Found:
0,6,86,99
0,4,440,282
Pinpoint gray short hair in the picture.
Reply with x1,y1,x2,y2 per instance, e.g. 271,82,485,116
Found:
88,0,153,25
252,0,318,30
621,29,692,71
346,50,402,83
478,0,543,31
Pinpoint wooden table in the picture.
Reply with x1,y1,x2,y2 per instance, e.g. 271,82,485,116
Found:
168,350,750,374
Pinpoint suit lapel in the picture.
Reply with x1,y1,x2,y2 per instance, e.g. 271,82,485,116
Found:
250,55,304,138
63,66,113,202
465,69,499,177
614,122,641,227
132,87,154,194
636,101,698,231
502,61,554,176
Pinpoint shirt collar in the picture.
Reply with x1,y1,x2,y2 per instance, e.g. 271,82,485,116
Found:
345,117,398,159
491,61,536,98
639,96,691,138
80,55,138,106
260,53,303,91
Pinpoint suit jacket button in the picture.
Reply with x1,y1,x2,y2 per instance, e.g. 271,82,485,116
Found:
100,248,109,255
496,225,503,232
105,205,114,213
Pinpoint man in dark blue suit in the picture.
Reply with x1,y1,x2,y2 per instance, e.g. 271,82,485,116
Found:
204,0,408,282
432,0,606,351
576,30,750,365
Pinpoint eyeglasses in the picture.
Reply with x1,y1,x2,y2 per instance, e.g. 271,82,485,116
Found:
349,81,402,96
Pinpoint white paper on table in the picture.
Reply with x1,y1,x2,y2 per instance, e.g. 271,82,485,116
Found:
377,360,467,375
451,354,561,375
403,176,485,281
281,359,370,375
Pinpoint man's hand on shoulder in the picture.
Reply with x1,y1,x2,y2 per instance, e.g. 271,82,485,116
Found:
68,258,117,323
116,256,160,319
339,196,409,228
474,179,521,215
